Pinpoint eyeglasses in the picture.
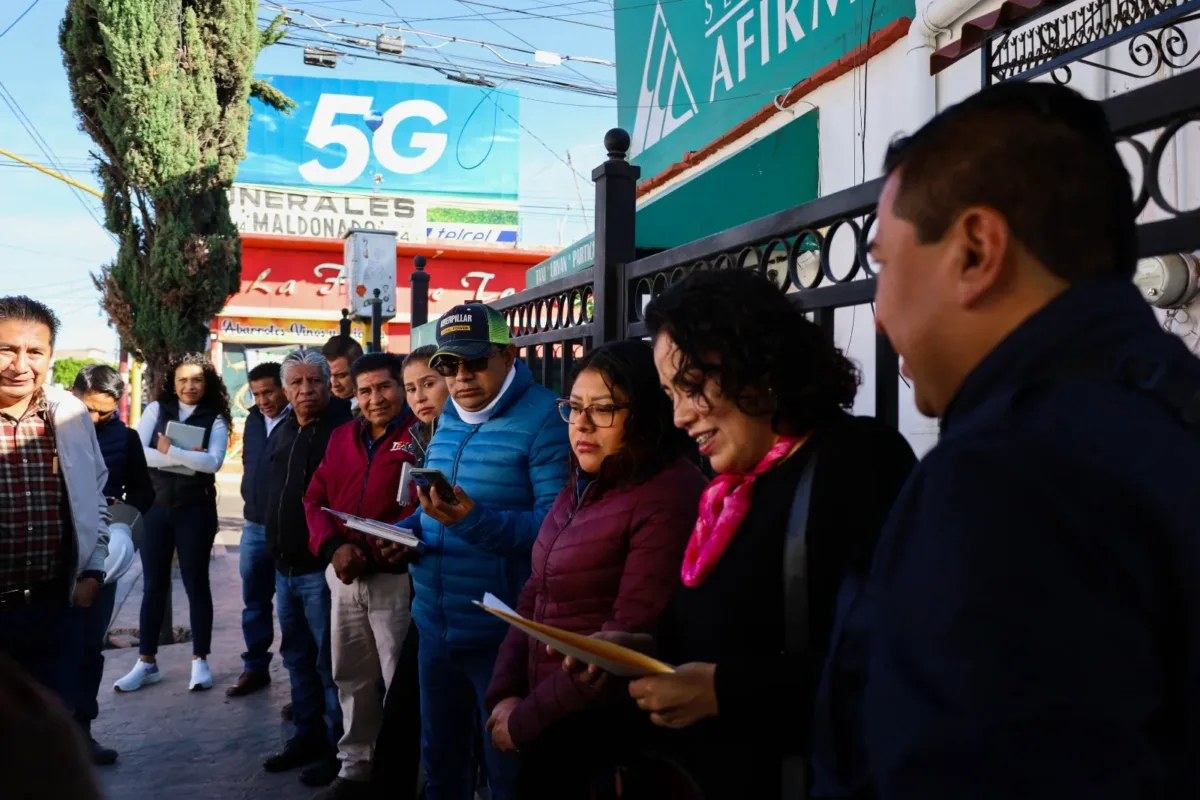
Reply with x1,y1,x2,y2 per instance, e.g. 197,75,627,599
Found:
556,399,628,428
431,352,494,378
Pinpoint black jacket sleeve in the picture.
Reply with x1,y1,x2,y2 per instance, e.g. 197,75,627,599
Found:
124,428,156,513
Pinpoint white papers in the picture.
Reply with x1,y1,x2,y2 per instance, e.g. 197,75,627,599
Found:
474,593,675,679
322,508,421,548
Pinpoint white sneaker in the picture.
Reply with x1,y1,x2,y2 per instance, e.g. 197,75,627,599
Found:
189,658,213,691
114,660,162,692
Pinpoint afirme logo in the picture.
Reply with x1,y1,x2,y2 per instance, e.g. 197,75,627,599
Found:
630,1,698,159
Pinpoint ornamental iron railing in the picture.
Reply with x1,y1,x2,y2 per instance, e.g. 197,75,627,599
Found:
436,65,1200,430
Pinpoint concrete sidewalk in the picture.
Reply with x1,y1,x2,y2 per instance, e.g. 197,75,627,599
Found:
94,525,325,800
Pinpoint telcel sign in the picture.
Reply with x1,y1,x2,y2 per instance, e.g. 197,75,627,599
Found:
616,0,911,179
240,75,519,200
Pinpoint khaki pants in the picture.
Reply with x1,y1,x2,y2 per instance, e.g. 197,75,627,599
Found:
326,565,412,782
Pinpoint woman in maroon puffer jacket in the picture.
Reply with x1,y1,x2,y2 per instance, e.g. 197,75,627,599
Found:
484,339,705,798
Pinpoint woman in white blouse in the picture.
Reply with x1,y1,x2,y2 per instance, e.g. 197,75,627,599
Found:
114,353,232,692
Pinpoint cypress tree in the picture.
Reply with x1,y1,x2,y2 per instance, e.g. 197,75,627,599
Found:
60,0,292,375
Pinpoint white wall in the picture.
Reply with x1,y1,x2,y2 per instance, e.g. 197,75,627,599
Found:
638,3,1200,456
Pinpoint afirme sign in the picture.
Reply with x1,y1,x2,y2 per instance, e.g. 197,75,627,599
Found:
229,184,424,241
526,234,596,289
615,0,910,179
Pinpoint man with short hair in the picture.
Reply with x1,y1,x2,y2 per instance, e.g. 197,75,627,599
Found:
812,82,1200,798
229,361,290,698
261,348,352,787
304,352,419,799
322,335,364,409
412,303,570,800
0,295,110,709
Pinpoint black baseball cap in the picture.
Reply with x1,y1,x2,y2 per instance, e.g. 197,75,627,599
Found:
431,303,510,363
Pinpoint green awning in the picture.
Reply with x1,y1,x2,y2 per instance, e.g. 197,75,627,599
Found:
525,109,819,289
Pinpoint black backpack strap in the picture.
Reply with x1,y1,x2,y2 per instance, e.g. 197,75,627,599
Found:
783,451,818,656
782,449,818,800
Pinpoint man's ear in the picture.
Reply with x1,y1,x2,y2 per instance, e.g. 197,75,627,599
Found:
952,206,1012,309
502,344,518,367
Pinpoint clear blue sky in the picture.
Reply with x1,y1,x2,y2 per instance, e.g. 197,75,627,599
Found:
0,0,616,353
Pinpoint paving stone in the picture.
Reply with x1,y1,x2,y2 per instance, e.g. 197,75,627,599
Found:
93,523,325,800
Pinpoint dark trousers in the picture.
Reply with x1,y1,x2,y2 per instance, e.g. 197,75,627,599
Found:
419,637,520,800
277,569,342,748
371,621,423,799
74,580,118,729
239,522,275,672
0,589,83,711
139,502,218,658
513,708,645,800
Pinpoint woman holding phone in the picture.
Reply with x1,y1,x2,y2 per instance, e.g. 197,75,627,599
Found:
115,353,232,693
483,339,706,798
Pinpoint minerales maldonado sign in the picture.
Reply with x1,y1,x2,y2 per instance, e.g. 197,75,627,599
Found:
614,0,912,180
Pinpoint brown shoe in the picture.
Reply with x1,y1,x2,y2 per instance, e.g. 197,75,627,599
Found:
226,669,270,697
281,702,293,721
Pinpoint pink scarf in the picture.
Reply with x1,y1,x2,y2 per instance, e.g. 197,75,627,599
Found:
681,435,807,587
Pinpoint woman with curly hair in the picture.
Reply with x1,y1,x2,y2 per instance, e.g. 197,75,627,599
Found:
566,269,917,799
115,353,232,693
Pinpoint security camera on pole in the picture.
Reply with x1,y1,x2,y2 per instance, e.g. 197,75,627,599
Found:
344,229,398,353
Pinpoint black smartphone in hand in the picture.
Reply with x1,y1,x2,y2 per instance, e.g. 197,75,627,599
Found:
410,468,459,505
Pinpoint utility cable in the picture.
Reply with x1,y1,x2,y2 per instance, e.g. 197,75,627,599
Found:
0,0,39,41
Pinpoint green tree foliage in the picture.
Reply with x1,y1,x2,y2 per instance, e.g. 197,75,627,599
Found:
60,0,292,376
51,357,110,389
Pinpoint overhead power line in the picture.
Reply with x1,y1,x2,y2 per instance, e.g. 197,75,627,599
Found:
0,0,39,41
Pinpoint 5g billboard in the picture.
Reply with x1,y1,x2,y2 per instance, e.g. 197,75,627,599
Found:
238,75,520,200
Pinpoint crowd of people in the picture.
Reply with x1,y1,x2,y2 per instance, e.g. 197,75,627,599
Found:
0,82,1197,800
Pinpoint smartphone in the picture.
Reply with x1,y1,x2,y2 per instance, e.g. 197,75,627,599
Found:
410,468,459,505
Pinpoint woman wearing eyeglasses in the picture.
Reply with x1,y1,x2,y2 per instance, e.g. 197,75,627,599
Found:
482,339,705,799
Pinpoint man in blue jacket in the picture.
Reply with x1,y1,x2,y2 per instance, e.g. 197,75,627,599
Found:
812,82,1200,799
411,303,569,800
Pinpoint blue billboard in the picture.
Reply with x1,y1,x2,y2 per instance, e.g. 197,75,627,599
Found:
239,75,519,200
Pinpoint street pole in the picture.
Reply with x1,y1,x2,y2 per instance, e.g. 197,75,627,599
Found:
410,255,429,329
339,308,352,338
370,289,383,353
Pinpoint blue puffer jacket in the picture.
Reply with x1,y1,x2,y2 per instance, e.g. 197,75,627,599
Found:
411,360,570,650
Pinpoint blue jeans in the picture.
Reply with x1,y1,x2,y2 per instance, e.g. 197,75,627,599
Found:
419,638,519,800
277,569,342,748
75,580,118,727
0,592,84,711
239,522,275,672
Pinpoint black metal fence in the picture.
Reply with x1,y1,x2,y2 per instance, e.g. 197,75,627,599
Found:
467,63,1200,430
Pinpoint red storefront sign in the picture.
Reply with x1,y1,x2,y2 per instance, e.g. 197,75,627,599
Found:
224,234,540,321
214,234,547,352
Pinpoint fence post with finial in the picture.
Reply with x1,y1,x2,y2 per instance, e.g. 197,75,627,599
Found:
591,128,639,346
339,308,351,338
410,254,430,329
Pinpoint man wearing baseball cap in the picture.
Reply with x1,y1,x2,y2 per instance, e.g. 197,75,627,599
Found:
408,302,569,800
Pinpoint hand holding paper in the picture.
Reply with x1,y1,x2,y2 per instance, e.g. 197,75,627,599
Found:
474,593,673,679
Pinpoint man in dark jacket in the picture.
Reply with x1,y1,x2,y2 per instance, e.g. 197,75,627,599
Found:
260,349,352,785
229,361,289,697
812,82,1200,799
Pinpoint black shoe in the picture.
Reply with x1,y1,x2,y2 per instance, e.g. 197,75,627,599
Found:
89,736,119,766
263,736,325,773
300,754,341,788
315,777,372,799
281,702,293,721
